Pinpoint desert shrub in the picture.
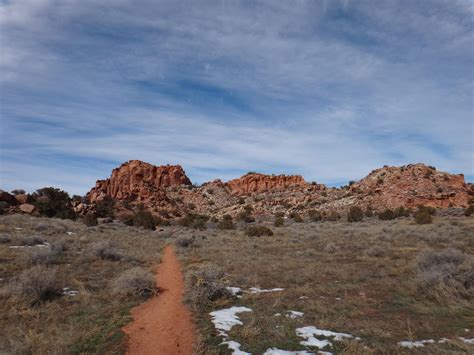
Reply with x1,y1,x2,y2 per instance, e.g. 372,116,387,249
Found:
112,267,155,298
24,247,62,265
155,216,171,226
414,210,433,224
417,205,436,215
236,208,255,223
185,265,230,310
179,214,209,230
83,213,98,227
365,206,373,217
120,214,134,226
33,187,76,219
308,209,322,222
9,265,62,306
0,234,11,244
274,216,284,227
394,206,410,218
290,212,303,223
325,211,341,221
366,245,385,257
33,223,50,232
245,225,273,237
133,209,156,230
324,242,337,253
95,196,115,218
347,206,364,222
218,214,234,230
238,197,245,204
11,189,26,195
51,240,67,252
464,205,474,217
210,216,219,223
175,237,194,248
416,249,473,301
0,201,9,214
17,235,46,246
275,211,285,218
378,209,395,220
87,241,122,261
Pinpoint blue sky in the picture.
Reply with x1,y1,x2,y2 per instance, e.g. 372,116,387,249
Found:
1,0,473,195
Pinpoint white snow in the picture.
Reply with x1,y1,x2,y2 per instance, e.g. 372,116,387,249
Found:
221,340,251,355
398,339,435,348
299,296,309,300
227,287,243,296
66,231,74,235
209,306,252,354
459,337,474,344
62,287,79,296
286,311,304,319
274,313,282,317
263,348,314,354
247,287,284,294
296,326,357,350
9,242,50,249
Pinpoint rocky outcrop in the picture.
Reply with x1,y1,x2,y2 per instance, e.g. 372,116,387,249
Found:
88,160,192,203
226,173,313,195
347,164,470,210
19,203,36,214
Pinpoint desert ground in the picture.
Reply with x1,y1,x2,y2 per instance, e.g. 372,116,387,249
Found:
1,212,473,354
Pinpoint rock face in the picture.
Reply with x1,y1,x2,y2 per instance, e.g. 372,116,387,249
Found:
348,164,470,209
226,173,310,195
88,160,192,203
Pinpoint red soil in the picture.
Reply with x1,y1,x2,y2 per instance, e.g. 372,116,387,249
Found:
123,245,196,354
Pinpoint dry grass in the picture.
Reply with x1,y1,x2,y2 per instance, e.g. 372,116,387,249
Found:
175,215,474,354
0,214,163,354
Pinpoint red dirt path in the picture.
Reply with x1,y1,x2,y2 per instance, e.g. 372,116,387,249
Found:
123,245,196,354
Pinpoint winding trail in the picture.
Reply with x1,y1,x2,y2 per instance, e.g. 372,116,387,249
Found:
123,245,195,354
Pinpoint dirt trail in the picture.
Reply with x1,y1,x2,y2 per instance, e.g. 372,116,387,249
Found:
123,245,195,355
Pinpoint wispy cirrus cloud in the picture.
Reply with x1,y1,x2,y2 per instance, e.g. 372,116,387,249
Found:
1,0,473,195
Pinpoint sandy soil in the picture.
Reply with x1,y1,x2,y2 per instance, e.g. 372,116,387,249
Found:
123,245,196,355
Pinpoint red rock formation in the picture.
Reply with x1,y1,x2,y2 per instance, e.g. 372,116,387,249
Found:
350,164,470,209
226,173,309,195
87,160,192,203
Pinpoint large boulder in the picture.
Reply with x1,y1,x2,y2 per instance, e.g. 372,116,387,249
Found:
19,204,36,214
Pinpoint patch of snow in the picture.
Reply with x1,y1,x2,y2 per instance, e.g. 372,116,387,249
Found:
398,339,435,348
274,313,282,317
247,287,284,294
227,287,242,296
335,298,342,301
296,326,357,350
14,227,22,230
438,338,449,343
299,296,309,300
221,340,250,355
263,348,314,354
9,242,50,249
459,337,474,345
286,311,304,319
66,231,74,235
62,287,79,296
210,306,252,336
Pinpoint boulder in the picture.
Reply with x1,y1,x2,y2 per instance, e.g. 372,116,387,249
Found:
19,204,36,214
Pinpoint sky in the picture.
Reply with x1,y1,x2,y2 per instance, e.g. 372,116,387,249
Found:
0,0,473,195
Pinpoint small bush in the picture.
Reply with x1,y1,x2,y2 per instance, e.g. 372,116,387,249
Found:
416,249,473,301
185,265,230,310
179,214,209,230
83,214,98,227
238,197,245,204
324,242,337,253
9,265,62,306
87,241,122,261
218,214,234,230
274,216,284,227
366,246,385,257
95,196,115,218
24,247,61,265
365,206,373,217
0,201,9,215
18,236,46,246
290,212,303,223
33,223,50,232
133,209,157,230
245,225,273,237
347,206,363,222
414,210,433,224
378,209,395,221
394,206,410,218
112,267,155,298
33,187,76,220
464,205,474,217
308,210,322,222
0,234,11,244
175,237,194,248
236,210,255,223
417,205,436,215
325,211,341,221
